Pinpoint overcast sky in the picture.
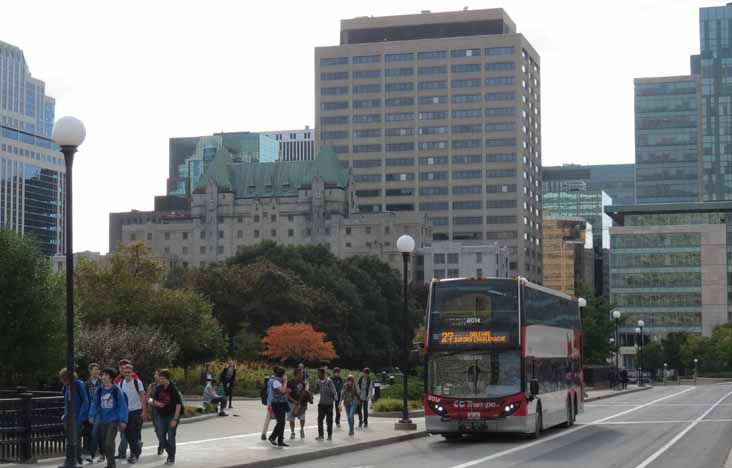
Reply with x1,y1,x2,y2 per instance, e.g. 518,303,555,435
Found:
2,0,718,253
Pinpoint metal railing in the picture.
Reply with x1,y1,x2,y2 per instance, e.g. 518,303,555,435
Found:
0,387,65,463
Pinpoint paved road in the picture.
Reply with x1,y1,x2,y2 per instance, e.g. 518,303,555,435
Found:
288,384,732,468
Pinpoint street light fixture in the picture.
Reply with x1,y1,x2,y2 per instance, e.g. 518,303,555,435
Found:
612,310,621,387
637,320,645,387
53,116,86,468
694,358,699,386
395,234,417,431
663,363,668,386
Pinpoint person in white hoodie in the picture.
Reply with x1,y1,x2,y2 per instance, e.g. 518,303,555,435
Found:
202,379,227,416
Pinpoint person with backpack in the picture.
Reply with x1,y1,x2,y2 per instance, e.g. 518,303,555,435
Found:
331,368,344,428
59,368,90,466
314,368,337,441
357,368,375,428
268,367,289,447
113,359,138,461
118,364,147,464
260,367,277,441
83,363,103,463
150,369,183,465
147,369,165,456
89,368,128,468
287,367,311,440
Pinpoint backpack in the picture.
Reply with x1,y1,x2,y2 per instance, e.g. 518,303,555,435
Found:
260,377,270,406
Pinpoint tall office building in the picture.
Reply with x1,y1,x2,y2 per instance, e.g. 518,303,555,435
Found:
0,41,63,256
260,128,315,161
634,76,702,204
543,164,636,205
315,9,543,282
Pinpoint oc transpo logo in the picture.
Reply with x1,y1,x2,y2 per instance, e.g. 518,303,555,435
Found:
452,400,499,409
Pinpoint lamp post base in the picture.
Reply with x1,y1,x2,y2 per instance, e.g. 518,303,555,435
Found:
395,420,417,431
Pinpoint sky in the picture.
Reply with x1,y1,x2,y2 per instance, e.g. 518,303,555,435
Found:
1,0,719,253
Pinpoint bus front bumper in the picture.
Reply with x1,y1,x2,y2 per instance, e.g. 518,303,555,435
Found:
426,414,533,434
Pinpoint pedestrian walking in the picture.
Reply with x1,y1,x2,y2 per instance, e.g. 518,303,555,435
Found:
118,364,146,464
59,368,89,466
83,363,102,463
608,370,616,390
331,368,344,428
357,368,375,428
298,362,309,381
113,359,138,461
260,367,277,441
203,378,228,416
89,368,128,468
150,369,183,465
341,375,358,436
147,369,165,456
268,367,290,448
620,368,629,390
219,361,237,409
287,367,311,439
314,368,337,441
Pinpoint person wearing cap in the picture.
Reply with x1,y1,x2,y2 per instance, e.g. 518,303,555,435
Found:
203,378,227,416
357,368,374,428
331,368,344,428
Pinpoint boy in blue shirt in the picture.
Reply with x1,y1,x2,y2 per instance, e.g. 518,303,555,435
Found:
89,368,128,468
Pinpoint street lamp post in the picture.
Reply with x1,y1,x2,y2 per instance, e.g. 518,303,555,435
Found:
694,358,699,386
53,116,86,468
637,320,645,387
612,310,621,387
663,363,668,386
395,234,417,431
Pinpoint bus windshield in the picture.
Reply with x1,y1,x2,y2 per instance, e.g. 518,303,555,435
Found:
428,279,519,349
428,350,521,398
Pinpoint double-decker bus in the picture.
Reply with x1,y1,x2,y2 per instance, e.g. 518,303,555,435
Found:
424,277,584,438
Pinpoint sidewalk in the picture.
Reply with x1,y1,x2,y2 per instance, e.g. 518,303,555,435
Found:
585,384,652,402
1,400,426,468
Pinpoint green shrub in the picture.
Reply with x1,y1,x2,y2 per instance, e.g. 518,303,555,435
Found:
380,378,423,400
372,398,421,413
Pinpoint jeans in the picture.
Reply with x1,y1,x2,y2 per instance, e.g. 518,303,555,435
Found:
209,396,227,413
97,422,118,466
317,404,333,437
269,402,288,444
334,398,341,425
157,415,178,461
358,400,369,425
83,419,101,457
124,410,143,458
152,410,163,450
344,401,356,432
117,430,127,456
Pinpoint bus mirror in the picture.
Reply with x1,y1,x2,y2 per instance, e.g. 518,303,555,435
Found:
529,379,539,396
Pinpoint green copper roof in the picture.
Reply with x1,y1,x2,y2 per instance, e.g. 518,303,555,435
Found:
195,146,349,198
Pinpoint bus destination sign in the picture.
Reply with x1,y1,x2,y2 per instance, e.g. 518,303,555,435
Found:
439,330,508,345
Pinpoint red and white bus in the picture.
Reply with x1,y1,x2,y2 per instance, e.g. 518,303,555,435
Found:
423,277,584,438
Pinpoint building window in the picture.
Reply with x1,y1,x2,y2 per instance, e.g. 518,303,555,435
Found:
218,230,224,239
434,270,446,279
182,232,189,240
288,229,294,237
200,231,206,240
217,216,224,223
164,247,170,254
476,268,483,277
237,230,243,239
345,242,352,248
129,233,136,241
217,246,224,254
476,252,483,263
306,228,312,236
271,229,277,237
448,269,459,278
254,230,260,238
182,246,189,255
271,215,277,223
237,216,243,223
288,215,294,222
434,254,445,264
365,226,372,235
164,232,170,240
447,253,459,264
200,246,206,254
254,215,260,222
325,227,331,236
346,227,352,235
146,233,152,241
385,226,391,234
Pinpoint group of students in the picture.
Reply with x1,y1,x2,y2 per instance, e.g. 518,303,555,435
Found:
59,360,183,467
261,364,376,447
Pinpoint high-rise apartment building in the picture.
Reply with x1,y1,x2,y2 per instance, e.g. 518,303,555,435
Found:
315,9,543,282
0,41,63,256
260,128,315,161
634,76,702,204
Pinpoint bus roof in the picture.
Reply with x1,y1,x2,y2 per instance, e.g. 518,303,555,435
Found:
429,276,577,302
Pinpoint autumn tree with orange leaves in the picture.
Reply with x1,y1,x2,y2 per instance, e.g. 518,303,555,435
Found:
262,323,337,364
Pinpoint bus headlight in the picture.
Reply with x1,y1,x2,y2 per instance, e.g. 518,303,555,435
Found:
429,402,448,417
500,401,520,417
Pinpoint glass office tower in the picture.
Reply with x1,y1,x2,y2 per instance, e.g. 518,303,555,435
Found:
0,41,63,256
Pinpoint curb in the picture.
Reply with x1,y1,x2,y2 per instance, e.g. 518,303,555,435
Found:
585,386,652,403
371,410,425,418
220,431,428,468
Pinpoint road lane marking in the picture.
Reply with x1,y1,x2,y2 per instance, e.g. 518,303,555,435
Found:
447,387,695,468
633,387,732,468
588,419,732,425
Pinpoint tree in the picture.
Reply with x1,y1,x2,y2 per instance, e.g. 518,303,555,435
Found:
76,324,179,382
577,285,615,365
262,323,337,364
0,229,65,386
232,328,265,361
661,332,688,371
641,343,664,378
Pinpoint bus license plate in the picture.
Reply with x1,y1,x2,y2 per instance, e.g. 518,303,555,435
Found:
467,412,481,420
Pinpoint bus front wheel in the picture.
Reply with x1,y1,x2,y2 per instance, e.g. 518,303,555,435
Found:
530,403,543,439
561,398,574,428
442,433,460,440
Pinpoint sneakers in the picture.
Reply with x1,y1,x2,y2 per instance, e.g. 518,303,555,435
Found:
277,442,289,447
364,422,368,428
290,431,296,439
358,422,363,428
349,430,354,436
315,436,324,441
127,455,138,464
336,423,341,428
260,434,267,441
300,428,305,439
165,459,175,465
327,435,332,441
97,455,106,464
114,454,126,460
157,446,164,456
268,438,278,447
